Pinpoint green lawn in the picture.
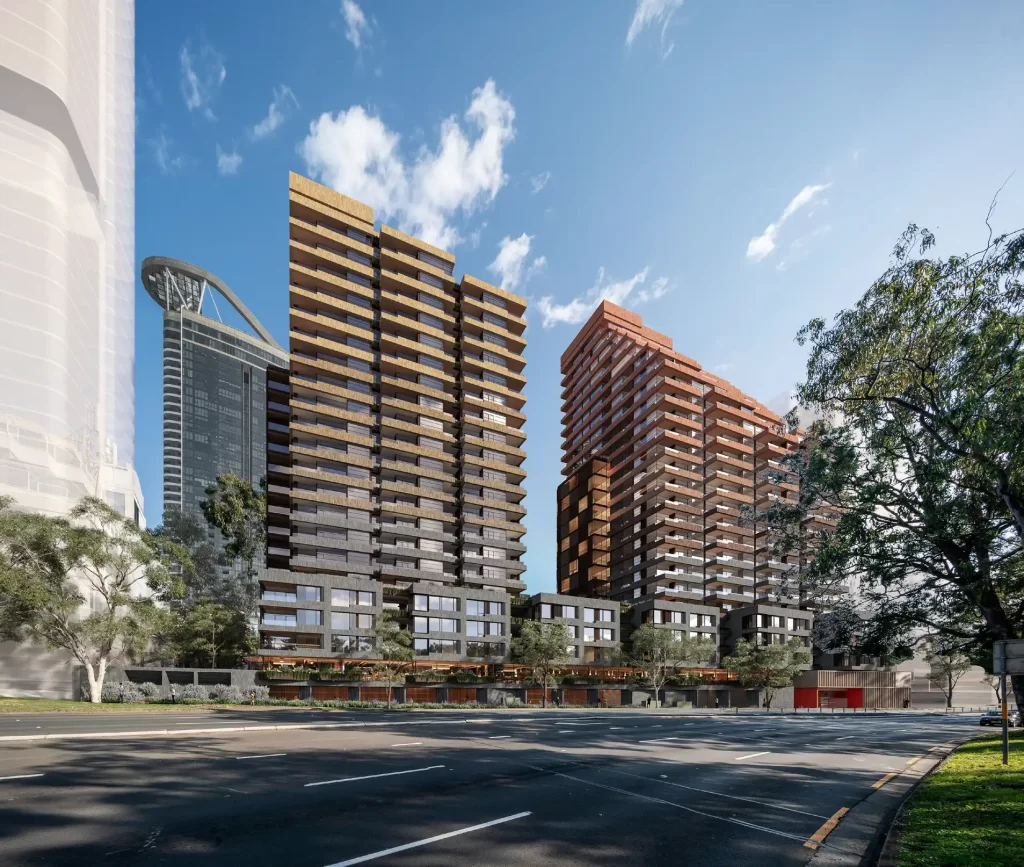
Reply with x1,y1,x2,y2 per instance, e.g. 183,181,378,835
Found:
898,730,1024,867
0,697,237,714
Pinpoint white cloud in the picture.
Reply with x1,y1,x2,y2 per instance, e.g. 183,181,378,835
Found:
626,0,683,50
300,79,516,250
530,171,551,194
150,131,184,174
536,267,669,328
746,183,830,262
251,85,298,140
488,235,548,290
775,224,832,271
216,145,242,176
180,41,226,120
489,234,532,290
342,0,370,49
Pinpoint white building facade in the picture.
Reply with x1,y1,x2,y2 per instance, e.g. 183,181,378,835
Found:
0,0,141,697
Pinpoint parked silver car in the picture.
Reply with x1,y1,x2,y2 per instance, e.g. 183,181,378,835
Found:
980,709,1022,726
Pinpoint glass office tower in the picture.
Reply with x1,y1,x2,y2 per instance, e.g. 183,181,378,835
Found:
141,257,288,530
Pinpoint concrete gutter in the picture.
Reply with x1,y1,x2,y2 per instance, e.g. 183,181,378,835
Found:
809,735,974,867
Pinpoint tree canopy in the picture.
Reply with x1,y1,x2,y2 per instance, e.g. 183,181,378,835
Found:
627,625,716,706
0,496,182,702
723,639,811,709
200,473,267,615
511,620,572,707
766,223,1024,709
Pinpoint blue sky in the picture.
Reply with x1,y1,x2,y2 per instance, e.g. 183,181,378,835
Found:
135,0,1024,592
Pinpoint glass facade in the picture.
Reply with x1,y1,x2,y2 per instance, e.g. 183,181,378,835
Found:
163,310,287,534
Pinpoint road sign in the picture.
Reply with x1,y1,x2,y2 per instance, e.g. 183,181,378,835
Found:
993,640,1024,675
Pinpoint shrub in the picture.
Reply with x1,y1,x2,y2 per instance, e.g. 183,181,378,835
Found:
137,682,161,699
208,684,243,703
251,685,270,701
178,683,209,700
101,681,144,703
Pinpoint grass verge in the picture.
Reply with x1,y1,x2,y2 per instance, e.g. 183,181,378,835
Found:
898,729,1024,867
0,697,243,714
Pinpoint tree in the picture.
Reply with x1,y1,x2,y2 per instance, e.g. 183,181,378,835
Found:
924,643,974,709
626,625,716,708
811,602,914,667
511,620,571,708
766,224,1024,711
150,510,226,604
371,609,413,707
724,639,811,709
169,598,254,669
201,473,267,615
982,673,1003,705
0,497,181,702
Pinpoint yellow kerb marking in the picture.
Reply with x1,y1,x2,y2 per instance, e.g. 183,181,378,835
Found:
804,807,850,849
872,773,898,789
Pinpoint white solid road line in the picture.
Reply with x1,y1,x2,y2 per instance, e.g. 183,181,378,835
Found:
0,773,45,781
734,752,771,761
488,735,511,739
305,765,446,787
391,743,422,747
545,770,809,845
605,769,830,819
323,811,532,867
235,753,288,760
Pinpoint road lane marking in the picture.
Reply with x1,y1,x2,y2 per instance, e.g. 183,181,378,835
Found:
872,773,898,789
804,807,849,850
836,736,856,740
391,743,422,747
558,731,574,734
639,737,681,744
235,754,287,760
305,765,445,787
604,768,829,819
609,727,624,730
488,735,512,739
324,811,531,866
540,769,810,844
734,752,770,761
906,757,921,766
0,773,44,781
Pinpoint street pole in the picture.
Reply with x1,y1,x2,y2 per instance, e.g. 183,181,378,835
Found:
1002,672,1009,766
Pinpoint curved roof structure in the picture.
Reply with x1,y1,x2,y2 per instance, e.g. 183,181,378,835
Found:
140,256,282,350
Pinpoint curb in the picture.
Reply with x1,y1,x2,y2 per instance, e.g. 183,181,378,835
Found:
0,717,487,743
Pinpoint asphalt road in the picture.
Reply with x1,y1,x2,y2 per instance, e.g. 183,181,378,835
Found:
0,710,975,866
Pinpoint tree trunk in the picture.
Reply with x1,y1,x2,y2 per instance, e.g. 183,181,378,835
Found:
84,657,108,704
541,672,547,708
946,672,954,708
1011,673,1024,715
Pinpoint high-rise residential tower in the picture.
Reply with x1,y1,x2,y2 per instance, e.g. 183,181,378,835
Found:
259,173,527,662
0,0,141,521
140,257,288,532
558,302,812,656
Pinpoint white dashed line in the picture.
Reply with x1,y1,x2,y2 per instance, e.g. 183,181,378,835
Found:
235,754,287,760
734,752,771,761
0,773,44,782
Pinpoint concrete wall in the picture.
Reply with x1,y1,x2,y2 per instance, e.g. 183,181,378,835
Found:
0,639,77,699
